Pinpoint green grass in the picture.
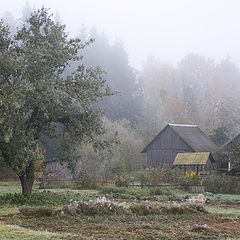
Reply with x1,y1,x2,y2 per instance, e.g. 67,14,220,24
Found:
2,210,239,240
0,222,74,240
0,205,75,240
0,206,19,216
0,181,40,196
206,206,240,217
207,193,240,205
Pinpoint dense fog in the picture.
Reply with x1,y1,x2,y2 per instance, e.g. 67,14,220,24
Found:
2,0,240,69
1,1,240,176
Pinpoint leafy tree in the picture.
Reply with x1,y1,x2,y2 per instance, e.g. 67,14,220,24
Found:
0,9,111,195
228,136,240,171
71,117,145,181
209,126,229,146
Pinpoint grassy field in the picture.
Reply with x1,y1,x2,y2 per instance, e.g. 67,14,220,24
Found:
0,181,240,240
0,181,40,196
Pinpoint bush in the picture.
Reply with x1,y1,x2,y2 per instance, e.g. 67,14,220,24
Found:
129,201,205,215
204,176,240,194
99,186,185,201
39,180,74,189
62,197,126,216
61,196,206,217
100,186,151,200
137,168,178,187
0,191,69,206
149,187,174,196
114,175,128,187
19,206,56,217
99,185,127,195
162,204,204,214
0,190,100,206
129,203,162,215
74,172,99,190
149,187,164,196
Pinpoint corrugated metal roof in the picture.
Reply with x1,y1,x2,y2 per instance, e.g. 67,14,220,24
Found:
173,152,211,165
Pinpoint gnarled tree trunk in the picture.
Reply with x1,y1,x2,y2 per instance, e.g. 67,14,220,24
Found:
19,161,34,195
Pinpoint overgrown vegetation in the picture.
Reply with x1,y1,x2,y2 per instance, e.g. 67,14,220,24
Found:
204,175,240,194
1,181,240,239
0,190,99,206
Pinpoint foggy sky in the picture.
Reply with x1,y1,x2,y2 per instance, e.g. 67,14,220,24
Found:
1,0,240,70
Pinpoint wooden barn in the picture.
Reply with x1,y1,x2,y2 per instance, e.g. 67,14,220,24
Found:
141,124,218,167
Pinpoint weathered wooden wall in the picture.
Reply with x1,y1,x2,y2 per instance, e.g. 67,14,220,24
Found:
43,158,91,181
45,161,73,180
146,126,193,167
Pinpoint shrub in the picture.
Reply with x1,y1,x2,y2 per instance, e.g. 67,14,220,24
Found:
62,197,126,216
138,169,159,186
99,186,185,201
129,201,205,216
167,193,183,201
100,186,152,200
129,203,162,215
19,206,56,217
137,168,178,187
204,176,240,194
0,190,100,206
39,179,74,189
99,185,127,195
150,187,175,196
74,172,99,189
114,175,128,187
162,204,204,214
0,191,69,206
61,196,206,217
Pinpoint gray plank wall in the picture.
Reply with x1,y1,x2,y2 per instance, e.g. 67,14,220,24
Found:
147,126,193,167
45,161,73,180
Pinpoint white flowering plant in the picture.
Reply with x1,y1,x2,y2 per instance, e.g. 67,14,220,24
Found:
62,197,126,216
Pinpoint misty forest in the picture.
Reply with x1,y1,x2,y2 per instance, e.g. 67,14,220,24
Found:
1,2,240,240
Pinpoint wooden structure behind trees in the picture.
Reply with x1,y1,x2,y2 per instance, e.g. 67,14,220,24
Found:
217,133,240,174
141,124,218,167
173,152,215,173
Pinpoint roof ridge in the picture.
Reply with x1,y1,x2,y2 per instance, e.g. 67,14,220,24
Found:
169,123,198,127
220,132,240,149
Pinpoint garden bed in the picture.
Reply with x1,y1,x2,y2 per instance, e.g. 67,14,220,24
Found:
0,181,240,239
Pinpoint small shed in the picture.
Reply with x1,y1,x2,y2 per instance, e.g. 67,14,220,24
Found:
40,159,75,188
173,152,215,173
141,123,218,167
